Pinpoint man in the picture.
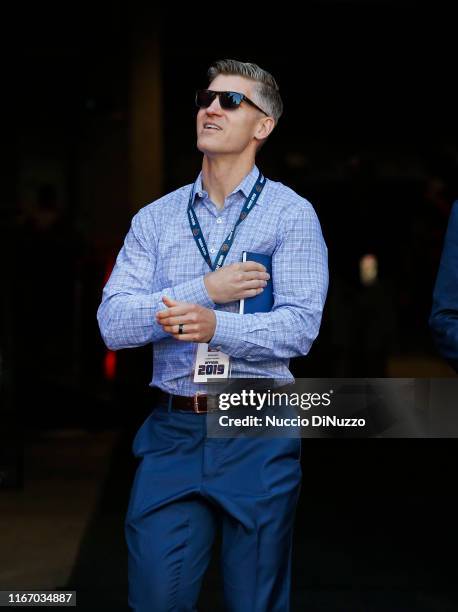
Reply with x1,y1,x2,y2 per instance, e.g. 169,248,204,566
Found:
98,59,328,611
429,200,458,372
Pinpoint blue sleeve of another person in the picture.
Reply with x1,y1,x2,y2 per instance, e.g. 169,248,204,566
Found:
429,200,458,372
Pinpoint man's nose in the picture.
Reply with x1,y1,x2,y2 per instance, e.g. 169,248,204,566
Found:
206,95,223,114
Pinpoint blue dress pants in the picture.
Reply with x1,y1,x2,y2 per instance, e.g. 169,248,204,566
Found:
125,400,302,611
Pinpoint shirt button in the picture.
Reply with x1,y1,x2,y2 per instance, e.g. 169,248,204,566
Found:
198,191,203,197
210,248,216,254
216,218,223,224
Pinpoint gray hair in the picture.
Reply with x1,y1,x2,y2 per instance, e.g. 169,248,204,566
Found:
207,59,283,123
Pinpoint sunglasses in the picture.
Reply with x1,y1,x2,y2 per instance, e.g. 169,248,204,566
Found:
195,89,269,116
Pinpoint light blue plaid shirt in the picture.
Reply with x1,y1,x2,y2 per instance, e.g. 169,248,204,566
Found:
97,165,328,396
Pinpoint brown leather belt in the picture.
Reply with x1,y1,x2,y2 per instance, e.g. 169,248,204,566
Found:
157,390,218,413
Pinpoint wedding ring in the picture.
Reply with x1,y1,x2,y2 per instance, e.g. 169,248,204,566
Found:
178,323,184,335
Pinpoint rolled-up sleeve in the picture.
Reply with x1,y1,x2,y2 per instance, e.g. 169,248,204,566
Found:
210,202,328,360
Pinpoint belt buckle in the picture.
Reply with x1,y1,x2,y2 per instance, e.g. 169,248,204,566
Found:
193,392,207,414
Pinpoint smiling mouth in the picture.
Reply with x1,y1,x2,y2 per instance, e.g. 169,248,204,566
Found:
203,123,222,131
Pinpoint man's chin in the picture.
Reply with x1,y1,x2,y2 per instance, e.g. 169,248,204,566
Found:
197,141,225,156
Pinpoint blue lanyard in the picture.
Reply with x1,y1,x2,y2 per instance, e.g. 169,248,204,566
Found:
187,171,266,271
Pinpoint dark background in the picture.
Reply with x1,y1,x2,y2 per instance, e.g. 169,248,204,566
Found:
4,1,457,408
1,2,458,610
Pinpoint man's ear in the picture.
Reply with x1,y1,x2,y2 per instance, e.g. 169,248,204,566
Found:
254,116,275,142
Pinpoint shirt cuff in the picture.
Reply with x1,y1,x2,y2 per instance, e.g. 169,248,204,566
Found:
171,275,215,309
211,310,244,354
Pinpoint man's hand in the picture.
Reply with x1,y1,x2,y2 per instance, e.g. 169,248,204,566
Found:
156,296,216,342
204,262,270,304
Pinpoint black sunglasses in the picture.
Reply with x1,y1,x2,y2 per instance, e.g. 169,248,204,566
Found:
195,89,269,116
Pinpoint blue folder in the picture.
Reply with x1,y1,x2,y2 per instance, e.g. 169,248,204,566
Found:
239,252,274,314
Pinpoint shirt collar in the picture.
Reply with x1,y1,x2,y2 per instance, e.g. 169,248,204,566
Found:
192,164,261,205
